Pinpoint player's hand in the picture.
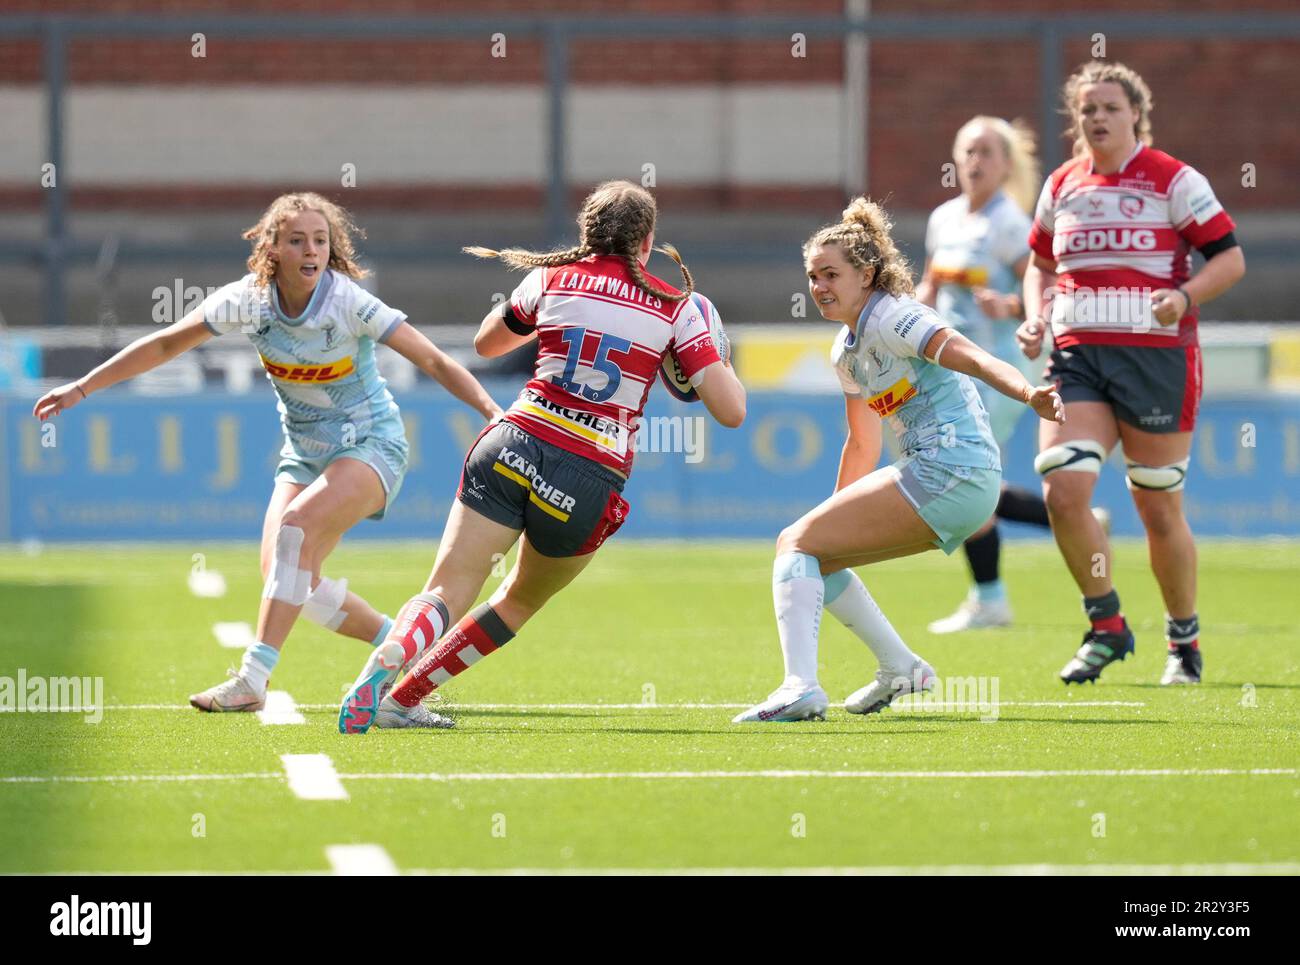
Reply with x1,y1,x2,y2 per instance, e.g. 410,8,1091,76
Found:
973,288,1014,320
1025,384,1065,424
1150,288,1190,327
33,382,87,421
1016,318,1047,360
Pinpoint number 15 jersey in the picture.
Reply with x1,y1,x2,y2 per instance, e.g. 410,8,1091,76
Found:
504,254,721,476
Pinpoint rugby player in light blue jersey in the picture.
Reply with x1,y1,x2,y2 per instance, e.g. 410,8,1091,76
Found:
733,198,1063,723
915,116,1059,634
34,193,501,715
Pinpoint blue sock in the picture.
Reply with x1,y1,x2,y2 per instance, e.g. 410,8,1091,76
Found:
974,580,1006,604
371,615,394,648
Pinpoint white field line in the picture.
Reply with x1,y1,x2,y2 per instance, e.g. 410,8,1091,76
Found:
256,691,304,725
279,754,347,801
11,861,1300,877
78,700,1148,712
211,622,254,649
325,844,399,876
5,767,1292,786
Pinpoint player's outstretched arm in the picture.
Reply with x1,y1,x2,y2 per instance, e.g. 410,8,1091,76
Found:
32,307,213,421
924,328,1064,424
834,396,881,492
384,322,502,422
473,302,536,359
692,359,746,429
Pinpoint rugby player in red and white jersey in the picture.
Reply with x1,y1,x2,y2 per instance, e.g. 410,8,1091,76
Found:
337,181,746,732
1017,61,1245,686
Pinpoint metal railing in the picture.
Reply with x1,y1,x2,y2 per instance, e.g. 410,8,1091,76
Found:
4,11,1300,325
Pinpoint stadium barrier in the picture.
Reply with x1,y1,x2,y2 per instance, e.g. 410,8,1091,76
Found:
5,386,1298,542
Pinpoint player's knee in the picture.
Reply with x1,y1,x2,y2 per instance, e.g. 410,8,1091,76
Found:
1043,478,1090,519
1034,439,1108,478
302,575,349,630
776,524,806,556
1125,458,1188,495
263,523,312,606
1131,490,1187,539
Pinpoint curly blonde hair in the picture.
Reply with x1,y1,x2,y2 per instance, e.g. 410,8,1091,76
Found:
1063,60,1154,157
464,180,693,302
803,197,913,297
242,192,368,289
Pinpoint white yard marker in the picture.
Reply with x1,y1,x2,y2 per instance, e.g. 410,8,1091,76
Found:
212,622,254,650
325,844,399,876
188,569,227,598
280,754,348,800
257,691,305,725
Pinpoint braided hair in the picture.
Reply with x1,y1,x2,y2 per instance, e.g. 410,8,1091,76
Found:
465,180,693,302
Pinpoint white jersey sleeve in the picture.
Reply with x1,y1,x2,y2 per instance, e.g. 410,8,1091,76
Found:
341,276,406,343
509,268,546,325
1168,164,1226,231
200,274,257,336
1032,178,1056,238
991,203,1032,267
830,328,862,396
877,300,945,360
669,297,721,387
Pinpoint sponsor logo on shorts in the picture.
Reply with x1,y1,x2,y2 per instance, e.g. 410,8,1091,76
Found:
260,355,355,382
866,377,917,417
1139,407,1174,427
494,447,578,519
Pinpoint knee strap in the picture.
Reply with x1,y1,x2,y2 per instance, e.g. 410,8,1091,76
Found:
1034,439,1108,476
262,524,312,605
1125,458,1189,493
302,575,349,630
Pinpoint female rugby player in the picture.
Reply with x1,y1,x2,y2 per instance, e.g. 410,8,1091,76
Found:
1017,62,1245,685
34,192,501,712
734,198,1063,723
338,180,747,732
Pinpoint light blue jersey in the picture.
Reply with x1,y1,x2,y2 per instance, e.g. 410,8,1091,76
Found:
200,270,411,518
926,191,1035,444
831,291,999,472
201,270,407,457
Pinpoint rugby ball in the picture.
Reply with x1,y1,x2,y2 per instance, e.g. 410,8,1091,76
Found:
659,292,731,403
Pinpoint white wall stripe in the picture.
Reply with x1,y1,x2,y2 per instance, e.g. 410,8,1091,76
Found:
325,844,399,876
280,754,348,801
256,691,305,726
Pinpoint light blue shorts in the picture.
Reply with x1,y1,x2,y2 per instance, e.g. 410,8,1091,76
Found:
891,457,1002,555
275,431,410,521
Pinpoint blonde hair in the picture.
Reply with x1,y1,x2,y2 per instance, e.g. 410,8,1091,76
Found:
464,180,692,302
242,192,368,289
803,197,913,297
953,115,1041,215
1063,60,1154,157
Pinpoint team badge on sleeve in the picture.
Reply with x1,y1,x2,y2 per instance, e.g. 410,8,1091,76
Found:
659,292,729,403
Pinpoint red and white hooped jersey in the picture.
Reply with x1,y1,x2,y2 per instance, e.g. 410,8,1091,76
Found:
1028,143,1235,348
504,254,721,475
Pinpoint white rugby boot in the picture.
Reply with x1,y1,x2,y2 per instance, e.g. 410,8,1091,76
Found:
189,670,266,713
732,682,829,723
844,658,937,715
376,694,456,729
927,592,1012,634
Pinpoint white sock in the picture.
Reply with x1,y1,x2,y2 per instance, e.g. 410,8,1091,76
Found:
239,642,278,693
822,569,917,676
772,551,823,690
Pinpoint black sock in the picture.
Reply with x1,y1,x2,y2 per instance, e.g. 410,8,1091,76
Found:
1167,613,1199,650
996,484,1050,528
963,525,1000,585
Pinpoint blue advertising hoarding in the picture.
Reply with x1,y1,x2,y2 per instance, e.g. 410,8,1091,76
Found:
4,386,1298,541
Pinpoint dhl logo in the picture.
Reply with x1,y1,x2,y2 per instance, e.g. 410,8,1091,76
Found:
866,377,916,417
931,264,989,287
259,355,354,382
